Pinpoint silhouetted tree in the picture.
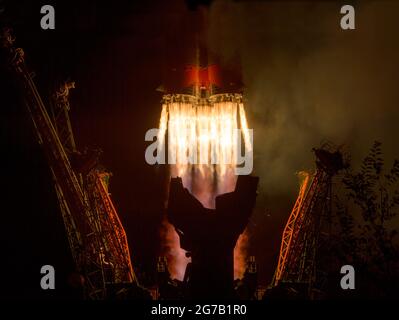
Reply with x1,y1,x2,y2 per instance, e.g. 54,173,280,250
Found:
334,141,399,297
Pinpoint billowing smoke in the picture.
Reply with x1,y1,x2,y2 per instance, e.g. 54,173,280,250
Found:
205,0,399,283
160,219,189,280
207,0,399,197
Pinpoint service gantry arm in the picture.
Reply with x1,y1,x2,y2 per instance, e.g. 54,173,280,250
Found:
271,144,345,297
273,171,311,284
1,28,137,299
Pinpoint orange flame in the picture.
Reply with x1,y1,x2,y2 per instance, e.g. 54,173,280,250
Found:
234,229,249,279
160,219,190,280
158,95,252,280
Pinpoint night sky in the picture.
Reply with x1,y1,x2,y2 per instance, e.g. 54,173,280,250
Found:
1,0,398,299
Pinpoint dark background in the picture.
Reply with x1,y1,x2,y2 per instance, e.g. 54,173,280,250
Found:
1,0,399,299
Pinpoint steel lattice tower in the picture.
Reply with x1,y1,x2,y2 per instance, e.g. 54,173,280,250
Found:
1,28,141,299
270,142,346,299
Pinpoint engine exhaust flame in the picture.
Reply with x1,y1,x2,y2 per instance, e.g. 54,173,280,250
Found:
239,103,252,153
159,94,252,280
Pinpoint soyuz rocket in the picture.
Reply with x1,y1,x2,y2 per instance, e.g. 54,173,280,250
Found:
159,0,243,100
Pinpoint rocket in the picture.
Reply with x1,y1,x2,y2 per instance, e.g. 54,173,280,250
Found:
159,0,243,99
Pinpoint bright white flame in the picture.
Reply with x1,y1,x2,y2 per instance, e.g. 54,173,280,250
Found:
158,95,252,279
158,99,251,186
239,103,253,153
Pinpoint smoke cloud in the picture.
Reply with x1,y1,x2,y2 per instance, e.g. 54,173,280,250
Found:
203,0,399,283
207,0,399,197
